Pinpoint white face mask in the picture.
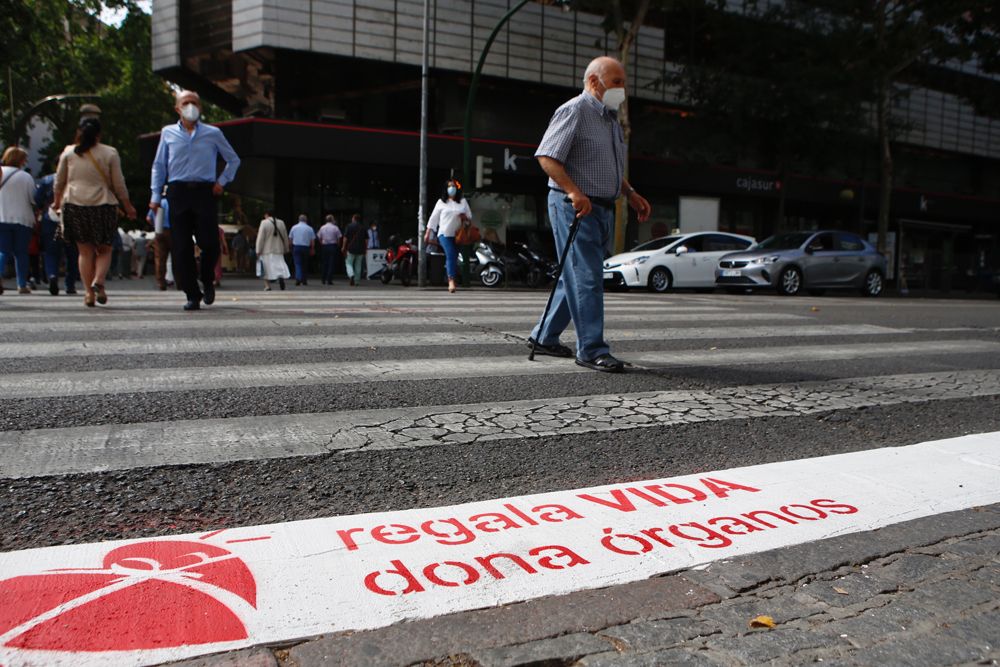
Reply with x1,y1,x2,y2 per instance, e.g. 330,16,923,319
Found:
599,78,626,110
447,186,457,197
180,103,200,122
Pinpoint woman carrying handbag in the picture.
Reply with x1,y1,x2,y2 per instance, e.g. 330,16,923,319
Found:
53,117,137,307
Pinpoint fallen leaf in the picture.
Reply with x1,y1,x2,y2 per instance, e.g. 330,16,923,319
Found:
810,306,820,312
833,586,849,595
748,615,776,629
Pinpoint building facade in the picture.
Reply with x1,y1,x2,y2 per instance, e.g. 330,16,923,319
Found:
148,0,1000,292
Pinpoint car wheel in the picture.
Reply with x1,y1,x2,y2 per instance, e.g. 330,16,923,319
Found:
777,266,802,296
647,267,672,293
862,270,884,297
808,289,826,297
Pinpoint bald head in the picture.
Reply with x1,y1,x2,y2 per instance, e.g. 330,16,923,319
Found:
583,57,624,88
175,90,200,107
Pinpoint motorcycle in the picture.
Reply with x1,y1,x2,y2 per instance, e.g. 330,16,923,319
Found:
477,240,556,288
380,236,417,286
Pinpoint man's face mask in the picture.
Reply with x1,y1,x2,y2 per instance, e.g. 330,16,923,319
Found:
599,77,626,110
180,103,201,122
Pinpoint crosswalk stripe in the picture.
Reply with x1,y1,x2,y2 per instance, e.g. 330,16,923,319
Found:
0,339,995,400
0,311,814,333
0,324,908,359
2,370,996,479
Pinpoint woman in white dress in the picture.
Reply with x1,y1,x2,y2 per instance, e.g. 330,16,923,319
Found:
255,212,290,291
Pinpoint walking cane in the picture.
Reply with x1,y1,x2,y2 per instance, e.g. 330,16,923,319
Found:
529,197,583,361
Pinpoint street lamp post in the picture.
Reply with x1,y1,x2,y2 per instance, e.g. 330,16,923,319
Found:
462,1,570,188
417,0,431,287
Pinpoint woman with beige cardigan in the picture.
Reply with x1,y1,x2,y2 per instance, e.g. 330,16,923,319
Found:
53,118,136,307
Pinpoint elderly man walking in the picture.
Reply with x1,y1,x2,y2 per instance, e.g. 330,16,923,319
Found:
149,90,241,311
528,56,651,373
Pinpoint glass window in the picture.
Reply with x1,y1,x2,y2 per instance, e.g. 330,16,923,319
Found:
679,235,704,252
836,233,865,252
704,234,752,252
807,233,835,251
757,232,812,250
632,235,681,252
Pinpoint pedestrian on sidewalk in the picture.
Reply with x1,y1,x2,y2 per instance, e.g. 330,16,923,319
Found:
256,211,289,291
33,168,74,295
53,117,137,307
318,214,342,285
230,227,248,273
0,146,38,296
134,231,149,278
118,227,134,279
341,213,366,286
425,178,471,294
148,196,175,290
289,214,316,286
149,89,241,311
528,56,651,372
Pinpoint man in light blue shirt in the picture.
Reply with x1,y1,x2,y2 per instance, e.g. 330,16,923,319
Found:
148,90,240,310
288,214,316,286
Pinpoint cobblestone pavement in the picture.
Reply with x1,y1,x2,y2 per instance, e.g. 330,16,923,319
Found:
173,504,1000,667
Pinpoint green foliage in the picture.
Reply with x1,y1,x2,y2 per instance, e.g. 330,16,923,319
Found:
0,1,175,202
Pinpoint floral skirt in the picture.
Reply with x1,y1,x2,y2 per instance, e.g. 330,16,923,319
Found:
62,203,117,246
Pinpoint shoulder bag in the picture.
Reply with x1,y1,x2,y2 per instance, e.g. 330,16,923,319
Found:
83,150,126,218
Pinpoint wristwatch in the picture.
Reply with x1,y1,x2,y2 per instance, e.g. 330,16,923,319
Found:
624,185,636,195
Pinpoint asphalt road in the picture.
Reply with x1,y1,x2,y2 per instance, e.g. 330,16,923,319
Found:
1,278,999,666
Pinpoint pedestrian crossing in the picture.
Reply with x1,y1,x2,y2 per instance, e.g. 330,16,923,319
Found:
1,283,999,667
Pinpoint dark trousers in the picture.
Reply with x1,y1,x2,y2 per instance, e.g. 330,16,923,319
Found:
292,245,310,282
168,184,218,300
321,244,338,283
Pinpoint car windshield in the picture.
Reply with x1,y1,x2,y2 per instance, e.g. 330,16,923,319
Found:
755,232,812,251
631,236,681,252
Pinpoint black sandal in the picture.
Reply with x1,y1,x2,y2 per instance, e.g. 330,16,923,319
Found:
575,354,625,373
93,283,107,305
527,338,574,358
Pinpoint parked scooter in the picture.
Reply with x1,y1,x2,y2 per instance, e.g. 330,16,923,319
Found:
477,240,556,288
381,236,417,286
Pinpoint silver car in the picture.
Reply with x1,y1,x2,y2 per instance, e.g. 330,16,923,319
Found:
715,230,887,297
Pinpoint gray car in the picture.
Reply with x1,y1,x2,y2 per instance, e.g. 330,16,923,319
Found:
715,230,887,297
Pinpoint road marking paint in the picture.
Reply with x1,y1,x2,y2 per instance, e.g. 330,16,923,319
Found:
1,370,997,478
0,324,903,358
0,339,995,399
2,432,999,666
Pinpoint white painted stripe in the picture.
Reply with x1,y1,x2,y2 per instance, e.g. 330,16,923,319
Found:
0,307,745,332
2,370,996,479
0,339,995,399
0,324,905,359
0,310,815,333
2,433,999,667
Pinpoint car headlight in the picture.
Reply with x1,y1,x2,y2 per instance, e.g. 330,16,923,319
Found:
622,255,650,267
748,255,780,265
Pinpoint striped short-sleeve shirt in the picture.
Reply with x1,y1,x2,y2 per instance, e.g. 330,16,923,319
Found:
534,92,625,200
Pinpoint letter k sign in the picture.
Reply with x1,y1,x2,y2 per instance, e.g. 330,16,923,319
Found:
504,148,518,172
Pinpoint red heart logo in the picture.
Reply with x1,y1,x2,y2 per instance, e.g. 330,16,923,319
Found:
0,540,257,652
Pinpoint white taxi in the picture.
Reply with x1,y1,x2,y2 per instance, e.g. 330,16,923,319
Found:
603,232,756,292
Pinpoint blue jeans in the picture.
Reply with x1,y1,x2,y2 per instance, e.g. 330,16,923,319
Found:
438,234,458,280
530,190,613,361
292,245,310,282
0,222,32,288
320,244,338,283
